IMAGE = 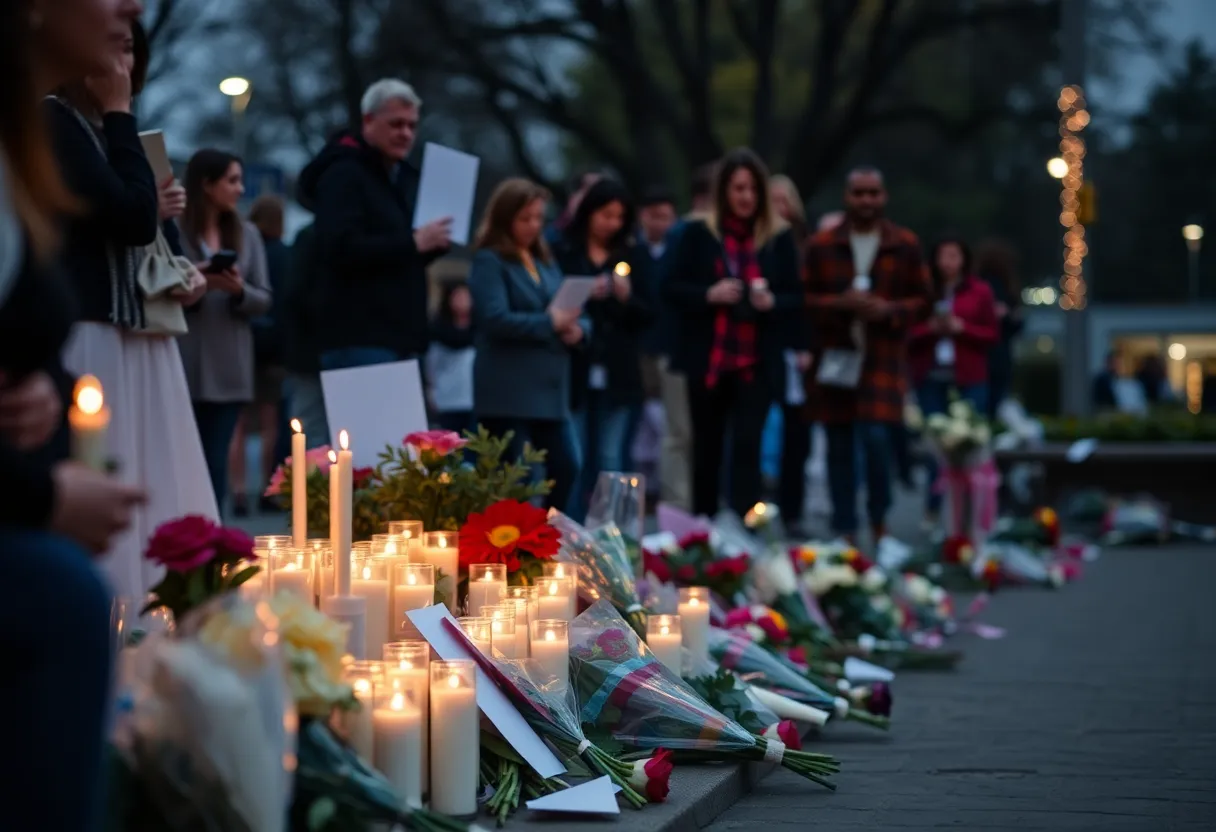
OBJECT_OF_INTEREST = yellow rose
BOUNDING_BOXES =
[269,593,353,716]
[198,604,266,673]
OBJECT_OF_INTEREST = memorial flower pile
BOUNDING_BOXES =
[549,511,650,638]
[459,499,560,580]
[143,515,257,622]
[642,531,752,602]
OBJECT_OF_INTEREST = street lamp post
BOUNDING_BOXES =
[219,76,252,159]
[1183,223,1204,302]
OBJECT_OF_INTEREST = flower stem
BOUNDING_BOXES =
[847,708,890,730]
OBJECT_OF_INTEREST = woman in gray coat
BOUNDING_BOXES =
[177,148,272,509]
[469,178,586,510]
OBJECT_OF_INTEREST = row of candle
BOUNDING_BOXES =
[644,587,711,675]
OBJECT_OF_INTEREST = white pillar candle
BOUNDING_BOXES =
[383,642,430,792]
[388,520,424,549]
[327,451,340,584]
[69,375,110,472]
[646,614,683,675]
[542,563,579,620]
[345,674,377,762]
[421,531,458,609]
[537,576,572,622]
[336,430,353,596]
[481,604,519,659]
[505,587,536,658]
[352,557,391,660]
[430,661,479,817]
[270,556,312,601]
[291,419,307,548]
[677,587,711,669]
[321,594,367,659]
[530,620,569,690]
[239,570,264,600]
[391,563,434,640]
[457,616,492,657]
[373,690,423,808]
[466,564,506,616]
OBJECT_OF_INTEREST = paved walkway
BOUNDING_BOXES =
[708,544,1216,831]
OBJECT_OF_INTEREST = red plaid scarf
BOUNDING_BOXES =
[706,214,761,388]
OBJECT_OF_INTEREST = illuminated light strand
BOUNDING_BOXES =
[1057,85,1088,311]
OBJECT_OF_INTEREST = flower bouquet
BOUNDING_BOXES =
[683,668,805,742]
[922,400,999,543]
[570,601,840,790]
[989,507,1061,549]
[459,498,561,587]
[642,531,751,603]
[585,470,648,574]
[142,515,258,621]
[479,733,570,826]
[438,617,650,814]
[549,511,649,638]
[268,445,384,541]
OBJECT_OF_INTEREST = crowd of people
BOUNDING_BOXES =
[0,2,1028,826]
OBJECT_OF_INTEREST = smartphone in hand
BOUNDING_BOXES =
[204,250,238,273]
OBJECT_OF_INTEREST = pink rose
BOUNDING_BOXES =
[763,720,803,751]
[404,430,467,456]
[214,526,255,561]
[304,445,334,474]
[723,607,754,629]
[263,464,286,497]
[145,515,219,573]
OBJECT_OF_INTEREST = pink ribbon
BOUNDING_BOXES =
[969,458,1001,537]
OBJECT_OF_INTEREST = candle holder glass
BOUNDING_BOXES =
[383,641,430,673]
[391,562,434,639]
[431,659,476,688]
[537,575,574,621]
[351,540,372,561]
[456,616,493,647]
[388,520,425,548]
[340,660,385,757]
[678,586,709,606]
[305,538,331,552]
[429,660,477,817]
[530,618,568,643]
[647,613,682,639]
[353,552,389,584]
[254,534,293,553]
[507,585,539,620]
[269,548,314,599]
[466,563,506,614]
[468,563,506,585]
[372,533,405,558]
[423,530,457,549]
[480,603,519,658]
[541,562,575,580]
[311,546,334,600]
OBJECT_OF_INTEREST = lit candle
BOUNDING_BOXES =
[351,556,391,660]
[430,661,479,817]
[269,549,313,601]
[336,430,353,596]
[391,563,434,640]
[373,689,423,808]
[480,604,519,659]
[341,662,383,762]
[69,375,110,471]
[530,619,569,690]
[383,642,430,792]
[291,419,307,548]
[542,563,579,620]
[537,576,572,622]
[372,533,403,558]
[457,616,492,657]
[327,450,340,582]
[506,586,537,658]
[466,564,506,616]
[646,614,683,675]
[614,261,631,278]
[308,540,333,601]
[387,520,424,551]
[677,587,711,669]
[421,531,458,608]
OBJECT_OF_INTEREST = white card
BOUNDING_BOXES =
[935,339,955,366]
[1065,437,1098,463]
[549,276,598,313]
[138,130,173,183]
[413,143,480,246]
[320,360,428,467]
[407,605,566,779]
[843,656,896,684]
[525,775,621,815]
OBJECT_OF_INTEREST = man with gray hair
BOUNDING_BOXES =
[298,78,452,372]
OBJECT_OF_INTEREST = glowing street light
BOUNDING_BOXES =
[1183,223,1204,244]
[1183,223,1205,301]
[218,77,252,158]
[219,76,251,97]
[1046,157,1069,179]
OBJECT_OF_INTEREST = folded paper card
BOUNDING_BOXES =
[407,604,565,779]
[321,359,428,467]
[525,775,621,815]
[549,276,598,313]
[843,656,896,684]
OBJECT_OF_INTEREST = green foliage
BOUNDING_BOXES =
[143,556,258,624]
[1038,411,1216,442]
[685,670,769,735]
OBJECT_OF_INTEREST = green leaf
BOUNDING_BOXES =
[185,568,207,606]
[227,565,261,589]
[306,796,337,831]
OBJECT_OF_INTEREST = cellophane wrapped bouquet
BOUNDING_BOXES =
[549,510,649,638]
[570,601,840,790]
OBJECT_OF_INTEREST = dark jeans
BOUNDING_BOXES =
[569,395,635,521]
[435,410,476,435]
[478,416,581,512]
[320,347,406,371]
[825,421,894,537]
[779,404,812,526]
[687,372,771,518]
[0,528,112,831]
[917,380,989,514]
[193,401,243,509]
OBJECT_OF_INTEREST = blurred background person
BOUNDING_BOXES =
[224,194,289,516]
[425,281,476,434]
[279,193,329,449]
[546,168,603,246]
[554,178,653,519]
[907,235,997,526]
[975,239,1024,421]
[665,148,802,517]
[8,0,146,828]
[50,14,213,603]
[178,149,272,511]
[469,178,585,510]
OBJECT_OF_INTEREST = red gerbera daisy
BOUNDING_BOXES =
[458,499,560,571]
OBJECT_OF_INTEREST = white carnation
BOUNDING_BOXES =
[805,564,858,596]
[948,400,972,420]
[861,567,888,593]
[744,623,767,643]
[903,574,933,605]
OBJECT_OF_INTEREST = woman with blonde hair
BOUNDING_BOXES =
[467,178,586,509]
[664,148,802,517]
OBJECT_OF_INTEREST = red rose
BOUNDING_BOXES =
[628,748,674,802]
[757,614,787,643]
[145,515,219,573]
[595,629,631,661]
[214,526,254,560]
[728,554,751,576]
[786,645,809,667]
[776,719,803,751]
[677,531,711,549]
[705,560,730,579]
[723,608,753,629]
[352,466,375,490]
[942,535,972,564]
[675,564,697,582]
[404,430,468,456]
[643,550,672,583]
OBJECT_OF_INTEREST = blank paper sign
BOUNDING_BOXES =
[548,277,598,313]
[413,143,480,246]
[320,359,428,467]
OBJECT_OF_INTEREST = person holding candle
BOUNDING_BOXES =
[48,16,217,604]
[468,178,586,511]
[664,148,803,518]
[552,179,654,520]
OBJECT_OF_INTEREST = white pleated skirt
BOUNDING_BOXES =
[63,322,219,601]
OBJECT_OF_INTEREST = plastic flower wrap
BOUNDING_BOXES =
[642,531,751,603]
[585,471,647,573]
[570,601,840,790]
[975,541,1067,589]
[549,511,649,638]
[110,594,294,831]
[923,399,991,468]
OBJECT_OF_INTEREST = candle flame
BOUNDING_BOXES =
[614,261,630,277]
[353,678,371,695]
[447,672,460,689]
[362,565,371,580]
[492,620,502,633]
[752,502,767,516]
[547,580,558,596]
[385,541,397,555]
[339,429,350,451]
[291,418,302,434]
[407,572,417,586]
[328,450,338,464]
[544,628,556,642]
[688,597,700,607]
[483,568,493,581]
[660,625,670,636]
[74,375,104,415]
[400,659,412,671]
[390,691,406,711]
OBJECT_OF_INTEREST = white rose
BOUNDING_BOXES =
[759,553,799,597]
[744,623,767,643]
[805,565,857,596]
[904,403,924,431]
[903,574,933,605]
[974,424,992,445]
[861,567,888,593]
[949,400,971,420]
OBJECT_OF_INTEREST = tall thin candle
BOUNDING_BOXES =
[69,375,110,471]
[291,419,306,548]
[336,430,353,596]
[327,450,339,570]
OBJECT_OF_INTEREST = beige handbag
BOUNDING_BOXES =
[136,228,192,336]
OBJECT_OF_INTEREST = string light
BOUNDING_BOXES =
[1057,85,1088,310]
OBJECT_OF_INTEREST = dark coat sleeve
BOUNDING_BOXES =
[765,229,807,351]
[314,159,420,273]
